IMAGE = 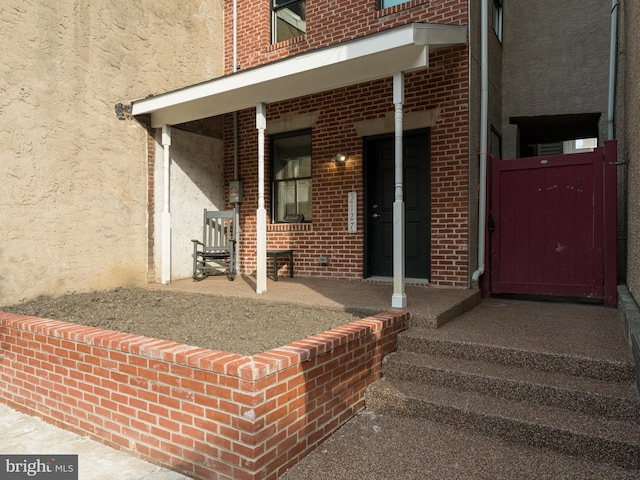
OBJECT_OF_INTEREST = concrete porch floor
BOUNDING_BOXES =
[148,275,482,329]
[154,275,632,363]
[1,276,637,479]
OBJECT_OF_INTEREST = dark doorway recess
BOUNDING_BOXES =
[364,129,431,279]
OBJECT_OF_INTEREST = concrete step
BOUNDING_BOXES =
[409,289,482,329]
[366,379,640,469]
[382,351,640,421]
[398,328,637,383]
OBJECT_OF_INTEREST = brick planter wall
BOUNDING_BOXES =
[0,310,408,479]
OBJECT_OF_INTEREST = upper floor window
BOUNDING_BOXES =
[379,0,408,8]
[272,0,306,44]
[493,0,503,42]
[271,130,312,223]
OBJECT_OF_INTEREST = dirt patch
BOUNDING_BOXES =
[1,288,378,356]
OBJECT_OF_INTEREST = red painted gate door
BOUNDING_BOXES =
[490,149,604,299]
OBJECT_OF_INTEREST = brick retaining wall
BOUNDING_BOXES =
[0,310,408,479]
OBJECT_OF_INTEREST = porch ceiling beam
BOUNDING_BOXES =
[132,23,467,128]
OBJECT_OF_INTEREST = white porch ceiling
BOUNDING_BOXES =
[132,23,467,128]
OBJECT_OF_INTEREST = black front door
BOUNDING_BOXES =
[365,130,431,279]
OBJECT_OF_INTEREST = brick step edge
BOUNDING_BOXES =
[382,351,640,421]
[365,379,640,469]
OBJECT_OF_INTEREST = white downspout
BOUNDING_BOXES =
[608,0,618,140]
[232,0,239,178]
[472,0,489,287]
[161,125,172,285]
[232,0,241,272]
[256,103,267,294]
[392,72,407,308]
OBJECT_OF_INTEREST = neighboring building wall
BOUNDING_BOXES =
[0,1,223,305]
[223,1,471,287]
[501,1,611,159]
[623,0,640,298]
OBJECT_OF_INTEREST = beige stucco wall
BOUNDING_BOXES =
[0,1,222,305]
[622,1,640,299]
[153,128,225,281]
[501,1,611,159]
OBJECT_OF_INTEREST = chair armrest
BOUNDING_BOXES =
[192,239,204,246]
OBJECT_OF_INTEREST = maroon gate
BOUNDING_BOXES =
[489,141,617,306]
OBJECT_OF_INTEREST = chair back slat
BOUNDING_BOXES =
[192,208,237,281]
[203,209,234,251]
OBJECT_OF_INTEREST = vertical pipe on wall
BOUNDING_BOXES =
[608,0,619,140]
[392,72,407,308]
[232,0,241,273]
[472,0,489,286]
[161,125,172,285]
[256,103,267,294]
[232,0,239,175]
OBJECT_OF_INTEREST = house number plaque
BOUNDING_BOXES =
[348,191,357,233]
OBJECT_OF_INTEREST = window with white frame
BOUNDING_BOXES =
[493,0,503,41]
[272,0,306,44]
[271,130,312,223]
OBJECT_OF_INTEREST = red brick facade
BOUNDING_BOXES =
[0,310,408,479]
[224,0,468,73]
[223,1,470,286]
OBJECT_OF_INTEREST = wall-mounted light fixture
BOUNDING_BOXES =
[332,153,347,165]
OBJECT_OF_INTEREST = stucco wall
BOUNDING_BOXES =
[622,1,640,298]
[0,1,223,305]
[501,1,611,159]
[153,128,225,281]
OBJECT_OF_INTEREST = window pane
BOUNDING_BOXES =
[271,130,312,222]
[277,181,298,220]
[273,0,306,43]
[381,0,407,8]
[297,178,312,221]
[273,133,311,179]
[493,0,503,41]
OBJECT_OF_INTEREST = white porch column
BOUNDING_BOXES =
[392,72,407,308]
[161,125,172,285]
[256,103,267,294]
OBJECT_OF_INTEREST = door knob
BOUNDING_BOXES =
[372,213,381,219]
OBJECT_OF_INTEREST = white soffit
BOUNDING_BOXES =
[132,23,467,127]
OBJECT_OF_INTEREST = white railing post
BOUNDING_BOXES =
[256,103,267,294]
[392,72,407,308]
[161,125,172,285]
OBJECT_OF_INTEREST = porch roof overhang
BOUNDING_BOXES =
[132,23,467,128]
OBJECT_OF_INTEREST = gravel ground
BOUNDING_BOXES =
[0,288,375,356]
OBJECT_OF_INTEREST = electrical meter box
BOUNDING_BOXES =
[229,181,243,203]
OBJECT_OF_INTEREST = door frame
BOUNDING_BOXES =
[363,128,431,280]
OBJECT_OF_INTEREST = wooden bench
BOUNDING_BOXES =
[267,249,294,281]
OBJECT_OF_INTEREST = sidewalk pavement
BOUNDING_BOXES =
[0,402,189,480]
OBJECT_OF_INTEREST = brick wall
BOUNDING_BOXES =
[0,310,408,480]
[224,0,468,74]
[225,47,469,286]
[221,0,470,287]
